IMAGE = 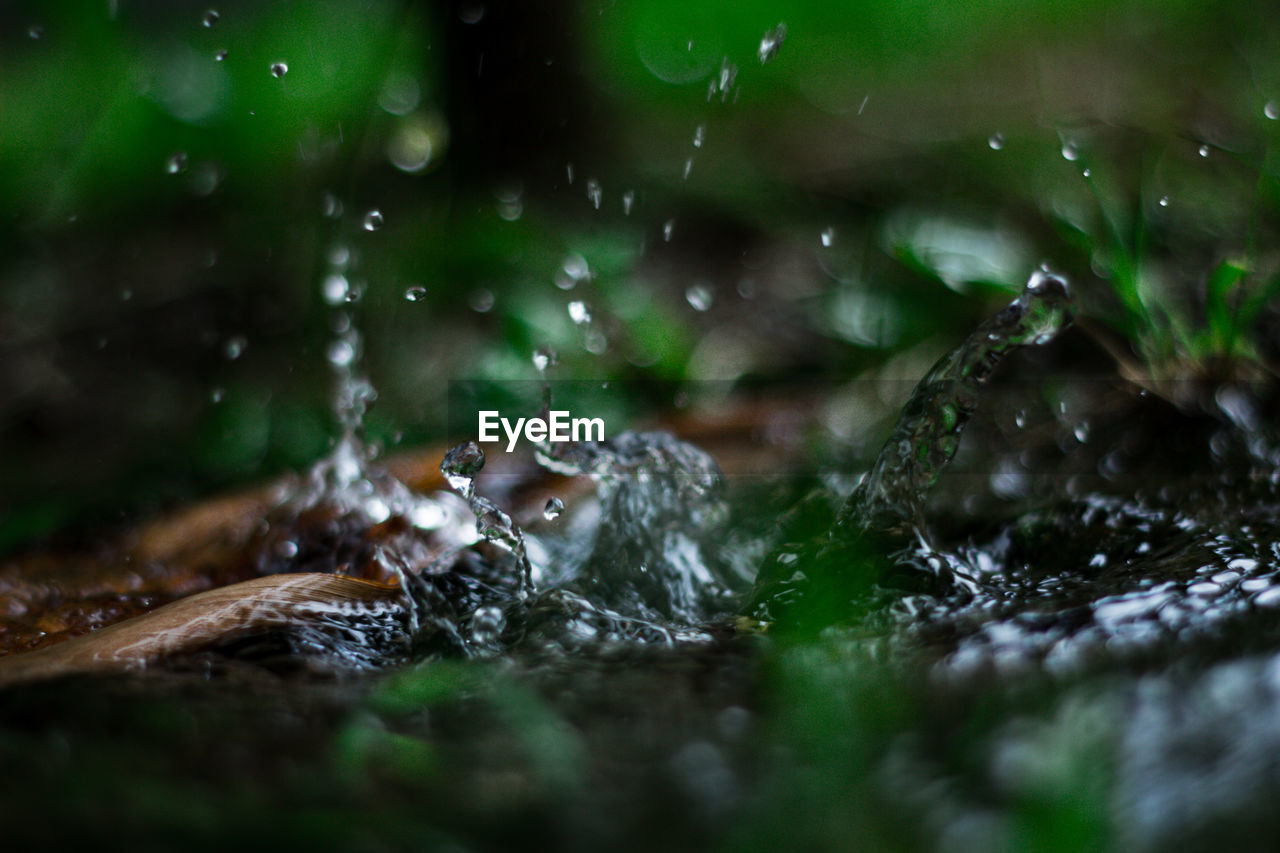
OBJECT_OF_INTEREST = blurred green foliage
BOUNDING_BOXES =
[4,0,1280,548]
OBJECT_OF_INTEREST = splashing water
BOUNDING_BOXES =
[532,430,734,623]
[748,269,1072,618]
[838,268,1072,541]
[440,441,534,597]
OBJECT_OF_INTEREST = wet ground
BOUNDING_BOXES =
[7,279,1280,851]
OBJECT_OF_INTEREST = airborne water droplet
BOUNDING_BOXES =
[586,179,602,209]
[223,335,247,360]
[165,152,189,174]
[441,441,485,499]
[622,190,635,215]
[322,273,350,305]
[362,209,384,231]
[532,346,557,373]
[568,300,592,325]
[404,285,427,302]
[682,158,694,180]
[757,22,787,64]
[988,131,1005,150]
[28,25,43,40]
[201,9,219,27]
[270,61,288,78]
[469,288,495,313]
[543,497,564,521]
[820,227,834,247]
[663,219,675,241]
[1158,195,1170,207]
[326,339,356,367]
[1267,101,1280,120]
[693,124,706,148]
[215,49,228,61]
[1198,144,1211,158]
[686,283,713,311]
[1061,141,1079,161]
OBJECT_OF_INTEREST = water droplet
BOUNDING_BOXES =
[1014,410,1027,429]
[1082,167,1092,178]
[566,162,574,185]
[622,190,635,215]
[555,252,589,290]
[327,244,350,269]
[327,339,356,367]
[584,329,607,354]
[378,73,421,116]
[322,273,350,305]
[201,9,219,27]
[404,285,427,302]
[757,22,787,64]
[1199,144,1211,158]
[1158,195,1169,208]
[322,193,343,218]
[1074,421,1090,443]
[362,209,383,231]
[693,124,706,148]
[568,300,592,325]
[715,58,738,100]
[223,335,247,360]
[1061,141,1079,161]
[27,25,43,40]
[663,219,675,241]
[682,157,694,180]
[458,2,484,24]
[586,179,602,209]
[820,226,834,248]
[441,441,485,497]
[988,131,1005,150]
[210,387,226,403]
[165,152,189,174]
[215,49,228,62]
[532,346,558,373]
[685,283,713,311]
[469,605,504,646]
[543,497,565,521]
[269,61,288,78]
[189,162,221,196]
[1267,101,1280,120]
[469,288,495,313]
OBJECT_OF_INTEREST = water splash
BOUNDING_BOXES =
[748,270,1072,619]
[533,430,734,622]
[837,268,1072,541]
[440,441,534,597]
